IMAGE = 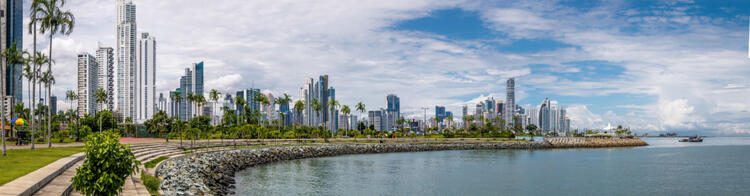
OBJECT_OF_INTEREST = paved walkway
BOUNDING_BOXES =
[40,143,184,196]
[2,137,169,150]
[3,143,84,150]
[0,141,184,196]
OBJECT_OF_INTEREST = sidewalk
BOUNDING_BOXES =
[2,143,84,150]
[2,137,169,150]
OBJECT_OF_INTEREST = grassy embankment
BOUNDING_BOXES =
[0,146,84,185]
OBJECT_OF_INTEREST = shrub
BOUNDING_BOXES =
[284,131,296,138]
[141,171,160,195]
[269,130,282,138]
[72,130,138,196]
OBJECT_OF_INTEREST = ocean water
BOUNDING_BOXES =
[233,137,750,195]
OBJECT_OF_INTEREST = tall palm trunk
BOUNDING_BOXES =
[30,25,37,150]
[177,103,182,148]
[98,103,102,132]
[2,56,7,155]
[38,80,42,139]
[47,34,52,148]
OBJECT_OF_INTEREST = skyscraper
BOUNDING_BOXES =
[368,110,383,131]
[192,62,204,99]
[177,62,204,120]
[96,45,115,111]
[235,88,260,115]
[318,75,329,125]
[300,75,330,127]
[1,0,23,102]
[157,93,167,113]
[386,94,400,119]
[505,78,515,128]
[116,0,137,120]
[178,70,192,120]
[329,87,337,132]
[136,32,156,121]
[168,90,178,117]
[435,105,446,122]
[50,96,57,115]
[539,98,550,132]
[301,78,314,126]
[77,53,99,117]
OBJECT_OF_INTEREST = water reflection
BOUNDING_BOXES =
[233,137,750,195]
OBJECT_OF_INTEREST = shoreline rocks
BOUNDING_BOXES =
[156,138,646,195]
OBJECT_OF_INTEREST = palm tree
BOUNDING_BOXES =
[94,88,107,131]
[341,105,351,136]
[293,100,304,128]
[355,102,366,134]
[209,89,221,125]
[275,93,291,129]
[328,98,339,134]
[1,42,27,155]
[186,92,195,119]
[446,116,454,130]
[32,0,74,149]
[40,70,55,147]
[29,0,43,150]
[525,124,538,141]
[254,93,269,126]
[171,91,182,120]
[234,96,245,125]
[65,90,76,113]
[25,52,47,149]
[194,94,206,117]
[311,98,322,127]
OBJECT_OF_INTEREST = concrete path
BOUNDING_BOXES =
[3,143,84,150]
[0,142,183,196]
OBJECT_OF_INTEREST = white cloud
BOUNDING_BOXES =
[22,0,750,135]
[566,104,603,130]
[658,99,695,128]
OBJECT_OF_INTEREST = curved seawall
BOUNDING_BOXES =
[156,138,646,195]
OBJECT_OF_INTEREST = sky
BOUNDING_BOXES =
[19,0,750,135]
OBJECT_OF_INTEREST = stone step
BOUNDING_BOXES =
[119,173,141,196]
[65,166,151,196]
[133,146,179,157]
[141,150,184,164]
[137,149,183,162]
[128,143,176,151]
[0,152,85,196]
[31,160,83,196]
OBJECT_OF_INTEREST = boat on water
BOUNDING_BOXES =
[679,136,703,142]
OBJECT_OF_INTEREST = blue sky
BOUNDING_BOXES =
[27,0,750,135]
[385,0,750,134]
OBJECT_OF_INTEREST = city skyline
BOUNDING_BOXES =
[15,0,750,135]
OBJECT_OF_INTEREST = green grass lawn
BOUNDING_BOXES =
[144,156,169,168]
[0,146,84,186]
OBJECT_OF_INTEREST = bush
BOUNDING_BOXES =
[141,171,160,195]
[284,131,296,138]
[72,130,138,196]
[269,130,281,138]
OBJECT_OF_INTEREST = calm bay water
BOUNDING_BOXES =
[234,137,750,195]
